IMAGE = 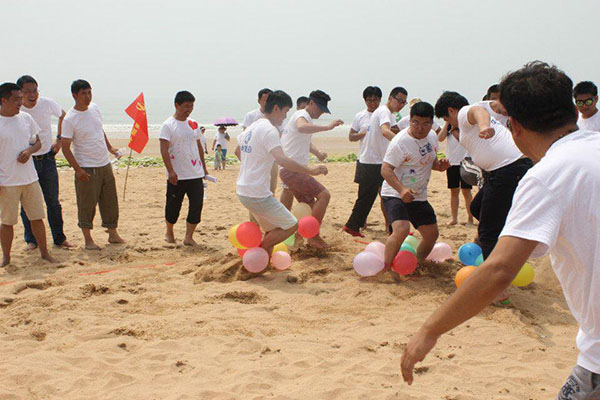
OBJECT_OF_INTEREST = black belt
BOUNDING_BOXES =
[33,151,54,160]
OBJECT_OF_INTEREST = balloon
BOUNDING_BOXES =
[458,243,482,265]
[242,247,269,273]
[403,235,419,250]
[400,243,417,255]
[236,222,262,248]
[365,241,385,260]
[228,224,247,249]
[455,266,477,288]
[237,248,248,257]
[272,242,289,254]
[512,262,535,287]
[392,250,418,275]
[298,216,320,239]
[353,251,385,277]
[427,242,453,263]
[283,234,295,247]
[474,254,484,266]
[271,251,292,270]
[292,202,312,220]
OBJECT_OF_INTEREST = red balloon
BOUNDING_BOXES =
[298,216,320,238]
[237,248,248,257]
[236,222,262,248]
[392,250,418,275]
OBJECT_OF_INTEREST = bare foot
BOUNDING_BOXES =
[447,220,458,226]
[183,237,197,246]
[26,243,38,251]
[41,253,59,264]
[85,242,101,250]
[108,234,125,244]
[165,233,176,244]
[57,240,76,249]
[493,290,510,305]
[307,235,329,249]
[1,256,10,267]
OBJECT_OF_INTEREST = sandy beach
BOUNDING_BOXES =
[0,138,577,399]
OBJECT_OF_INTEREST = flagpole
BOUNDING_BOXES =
[122,148,133,201]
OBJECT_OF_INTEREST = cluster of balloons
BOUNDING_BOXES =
[353,234,421,277]
[292,203,321,239]
[228,222,292,273]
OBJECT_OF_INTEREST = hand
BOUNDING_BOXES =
[51,139,62,154]
[76,168,91,182]
[310,165,328,176]
[328,119,344,130]
[317,151,328,162]
[401,328,438,385]
[109,146,120,158]
[479,127,495,139]
[168,171,178,185]
[400,188,416,203]
[437,158,450,171]
[17,149,32,163]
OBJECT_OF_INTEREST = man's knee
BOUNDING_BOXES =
[317,189,331,201]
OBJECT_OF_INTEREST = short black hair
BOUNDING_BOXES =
[486,84,499,97]
[0,82,21,101]
[390,87,408,98]
[258,88,273,100]
[309,89,331,103]
[16,75,37,89]
[265,90,293,113]
[434,91,469,118]
[499,61,578,133]
[71,79,91,94]
[174,90,195,105]
[363,86,382,99]
[410,101,434,119]
[296,96,309,107]
[573,81,598,97]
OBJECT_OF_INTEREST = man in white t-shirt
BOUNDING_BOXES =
[16,75,74,250]
[235,90,327,259]
[402,61,600,400]
[61,79,124,250]
[0,83,57,266]
[199,126,208,154]
[279,90,342,249]
[381,102,449,272]
[574,81,600,132]
[211,126,230,169]
[473,99,509,127]
[396,98,441,133]
[159,91,208,246]
[342,87,407,237]
[482,84,500,101]
[434,91,532,261]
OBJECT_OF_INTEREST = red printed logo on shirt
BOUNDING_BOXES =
[188,120,198,130]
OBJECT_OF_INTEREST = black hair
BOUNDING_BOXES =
[258,88,273,100]
[174,90,195,105]
[309,89,331,103]
[265,90,293,113]
[410,101,434,119]
[296,96,309,107]
[0,82,21,101]
[71,79,91,94]
[486,84,499,97]
[390,87,408,98]
[363,86,383,99]
[434,91,469,118]
[16,75,38,89]
[573,81,598,97]
[499,61,578,133]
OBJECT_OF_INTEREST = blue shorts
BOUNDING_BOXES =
[221,149,227,159]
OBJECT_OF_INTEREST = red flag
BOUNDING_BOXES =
[125,93,148,154]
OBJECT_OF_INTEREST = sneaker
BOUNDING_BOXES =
[342,225,365,238]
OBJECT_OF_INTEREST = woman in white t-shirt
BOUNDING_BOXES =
[211,126,230,169]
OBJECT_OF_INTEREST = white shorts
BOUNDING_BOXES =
[238,195,297,232]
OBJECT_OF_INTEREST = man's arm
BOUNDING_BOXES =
[309,142,327,161]
[234,145,241,160]
[52,110,67,153]
[432,158,450,172]
[61,138,90,182]
[297,117,343,134]
[159,139,177,185]
[381,123,396,141]
[197,139,209,176]
[381,162,415,203]
[17,136,42,163]
[103,132,119,157]
[211,138,216,151]
[400,236,539,384]
[348,128,366,142]
[467,106,495,139]
[270,147,327,176]
[437,122,450,142]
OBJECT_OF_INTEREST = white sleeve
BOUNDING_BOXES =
[28,115,41,140]
[383,139,405,168]
[62,117,74,139]
[159,123,172,141]
[350,113,361,132]
[242,112,252,128]
[264,127,282,152]
[397,117,409,131]
[500,176,563,258]
[49,98,62,118]
[379,110,393,128]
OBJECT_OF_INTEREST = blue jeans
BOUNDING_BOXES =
[20,151,67,245]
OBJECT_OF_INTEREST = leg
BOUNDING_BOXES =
[97,165,123,244]
[344,163,382,232]
[415,223,439,261]
[461,188,474,224]
[183,179,203,246]
[261,224,298,256]
[75,168,100,249]
[221,149,227,169]
[20,182,56,262]
[165,180,185,243]
[29,219,57,263]
[0,224,13,266]
[307,189,331,249]
[384,220,410,267]
[449,188,460,225]
[20,207,36,249]
[280,188,294,210]
[40,156,70,246]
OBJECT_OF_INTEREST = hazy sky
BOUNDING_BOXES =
[4,0,599,124]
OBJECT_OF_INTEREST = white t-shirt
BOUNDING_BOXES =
[237,119,282,198]
[20,97,62,156]
[578,111,600,132]
[242,108,264,128]
[351,109,372,161]
[159,117,205,180]
[0,113,40,186]
[457,105,522,172]
[360,105,395,164]
[446,132,468,166]
[500,130,600,374]
[396,115,440,132]
[62,104,110,168]
[473,101,509,127]
[281,109,313,166]
[381,129,439,202]
[199,132,207,153]
[215,132,229,149]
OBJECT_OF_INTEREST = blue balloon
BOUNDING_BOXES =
[458,243,482,266]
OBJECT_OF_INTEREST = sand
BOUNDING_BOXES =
[0,138,578,399]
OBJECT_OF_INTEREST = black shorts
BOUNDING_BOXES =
[446,165,473,189]
[382,196,437,232]
[165,178,204,225]
[353,160,384,186]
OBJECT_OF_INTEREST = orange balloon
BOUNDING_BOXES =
[455,266,477,288]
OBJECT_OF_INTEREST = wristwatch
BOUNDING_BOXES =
[56,135,62,139]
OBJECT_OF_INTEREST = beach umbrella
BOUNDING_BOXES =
[214,117,238,126]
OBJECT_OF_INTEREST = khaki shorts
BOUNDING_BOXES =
[0,182,45,225]
[238,194,297,232]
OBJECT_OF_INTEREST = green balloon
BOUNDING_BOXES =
[474,254,484,266]
[404,235,419,249]
[400,243,417,255]
[283,234,295,246]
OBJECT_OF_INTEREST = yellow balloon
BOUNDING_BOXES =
[228,224,247,249]
[292,202,312,220]
[272,242,289,254]
[512,262,535,287]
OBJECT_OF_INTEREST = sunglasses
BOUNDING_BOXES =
[576,98,595,107]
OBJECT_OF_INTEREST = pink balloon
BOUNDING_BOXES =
[242,247,269,273]
[298,216,320,239]
[353,251,384,277]
[365,241,385,260]
[271,251,292,270]
[426,242,453,263]
[236,222,263,248]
